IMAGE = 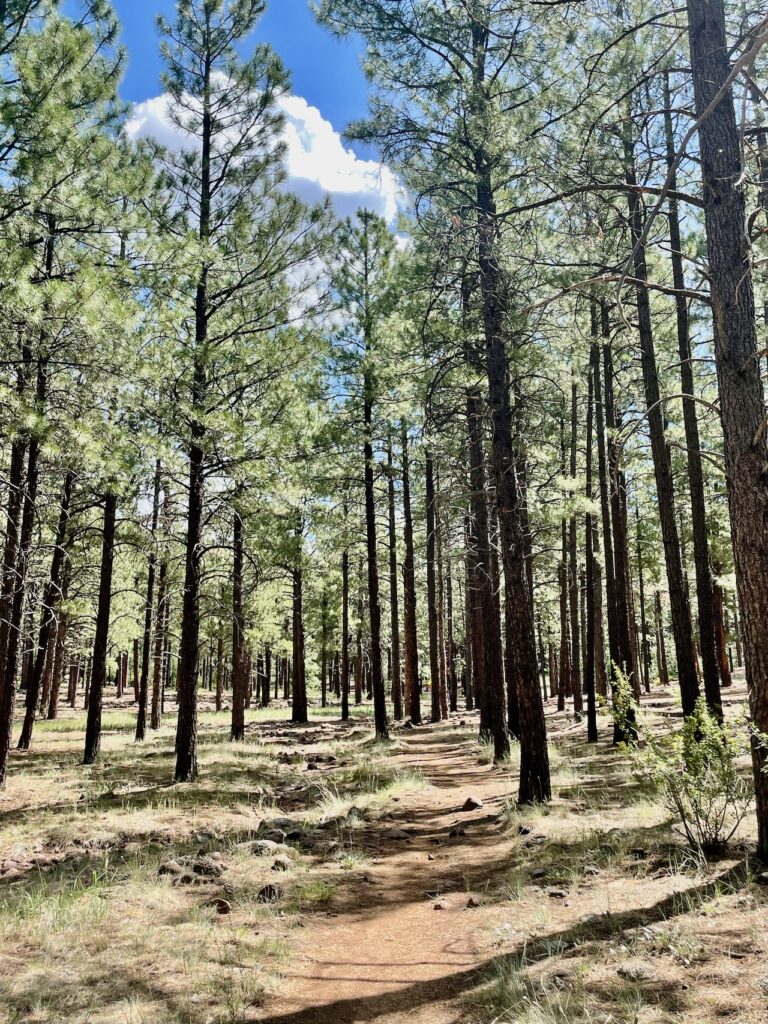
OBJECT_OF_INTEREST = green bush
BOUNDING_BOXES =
[636,698,751,853]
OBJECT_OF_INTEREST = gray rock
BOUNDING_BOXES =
[466,894,482,908]
[462,796,484,812]
[617,963,651,983]
[386,828,412,841]
[262,817,294,832]
[271,856,293,872]
[252,839,281,856]
[583,864,600,876]
[257,884,282,904]
[205,897,232,915]
[158,859,185,877]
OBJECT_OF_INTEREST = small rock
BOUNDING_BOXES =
[546,887,568,899]
[467,894,482,908]
[252,839,281,857]
[583,864,600,876]
[462,796,484,812]
[193,856,225,878]
[257,884,282,904]
[517,825,532,836]
[271,856,293,872]
[531,867,547,879]
[433,900,448,911]
[386,828,412,841]
[262,817,294,833]
[448,825,466,839]
[158,860,185,877]
[404,721,414,730]
[631,848,647,860]
[755,871,768,886]
[618,963,651,982]
[262,830,287,844]
[427,853,436,861]
[758,975,768,996]
[205,897,232,915]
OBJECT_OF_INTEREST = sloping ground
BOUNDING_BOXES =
[0,681,766,1024]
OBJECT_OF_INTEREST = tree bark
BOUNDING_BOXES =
[136,459,161,741]
[386,440,403,720]
[625,127,699,716]
[401,426,421,724]
[83,492,117,765]
[231,509,246,740]
[18,471,74,750]
[425,452,442,724]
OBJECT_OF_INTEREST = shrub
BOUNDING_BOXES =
[636,698,751,853]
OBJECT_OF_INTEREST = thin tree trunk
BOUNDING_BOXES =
[341,539,350,722]
[18,470,73,750]
[663,74,721,715]
[401,427,421,724]
[585,364,598,742]
[136,459,161,741]
[386,440,403,720]
[231,509,246,740]
[83,492,117,765]
[568,376,583,715]
[425,452,442,725]
[625,125,699,715]
[150,558,168,730]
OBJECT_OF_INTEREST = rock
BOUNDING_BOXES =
[252,839,281,857]
[581,913,604,927]
[257,884,282,904]
[262,817,294,833]
[271,856,293,872]
[193,856,225,878]
[630,848,647,860]
[433,900,448,911]
[618,963,651,982]
[171,872,197,887]
[531,867,547,879]
[517,825,532,836]
[404,721,414,729]
[262,830,287,844]
[448,825,466,839]
[158,859,185,877]
[546,887,568,899]
[205,897,232,915]
[466,894,482,908]
[755,871,768,886]
[583,864,600,876]
[758,975,768,996]
[386,828,412,841]
[462,796,484,812]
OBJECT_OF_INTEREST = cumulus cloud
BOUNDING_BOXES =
[125,91,403,226]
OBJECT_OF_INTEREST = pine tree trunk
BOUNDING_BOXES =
[387,440,403,720]
[341,542,350,722]
[136,460,161,741]
[568,377,583,715]
[231,509,246,740]
[466,387,508,758]
[585,364,598,742]
[686,1,768,854]
[150,559,168,730]
[363,381,388,739]
[83,492,117,765]
[401,427,421,724]
[0,358,43,787]
[425,453,442,725]
[18,471,73,750]
[292,558,308,724]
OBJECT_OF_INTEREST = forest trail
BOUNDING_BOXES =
[257,723,512,1024]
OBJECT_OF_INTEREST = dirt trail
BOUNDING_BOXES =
[257,724,512,1024]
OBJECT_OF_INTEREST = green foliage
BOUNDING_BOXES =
[635,699,751,853]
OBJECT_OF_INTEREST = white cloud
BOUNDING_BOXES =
[125,92,403,226]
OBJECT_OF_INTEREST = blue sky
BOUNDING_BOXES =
[111,1,402,224]
[111,0,369,136]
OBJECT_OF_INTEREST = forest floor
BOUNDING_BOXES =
[0,680,766,1024]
